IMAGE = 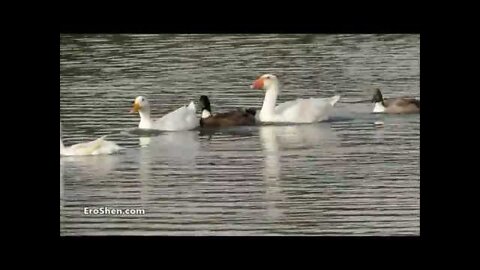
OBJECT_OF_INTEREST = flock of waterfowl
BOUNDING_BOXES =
[60,74,420,156]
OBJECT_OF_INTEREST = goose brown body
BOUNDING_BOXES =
[372,89,420,114]
[199,96,256,127]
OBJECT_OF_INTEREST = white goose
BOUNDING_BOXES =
[130,96,199,131]
[60,135,122,156]
[250,74,341,123]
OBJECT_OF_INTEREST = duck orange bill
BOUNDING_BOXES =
[130,102,140,113]
[251,78,264,89]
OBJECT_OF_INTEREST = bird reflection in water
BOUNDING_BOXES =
[259,123,339,221]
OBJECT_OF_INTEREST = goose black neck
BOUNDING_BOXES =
[199,95,212,113]
[372,89,384,104]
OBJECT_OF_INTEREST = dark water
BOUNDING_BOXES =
[60,34,420,236]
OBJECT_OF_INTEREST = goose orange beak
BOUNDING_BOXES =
[251,78,264,90]
[130,102,140,113]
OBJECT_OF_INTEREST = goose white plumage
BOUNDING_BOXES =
[60,135,122,156]
[250,74,340,123]
[130,96,199,131]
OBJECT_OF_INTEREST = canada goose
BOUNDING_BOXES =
[372,88,420,114]
[130,96,199,131]
[199,95,256,127]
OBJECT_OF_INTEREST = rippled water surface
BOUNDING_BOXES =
[60,34,420,236]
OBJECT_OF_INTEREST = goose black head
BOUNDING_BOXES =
[199,95,211,112]
[371,88,384,103]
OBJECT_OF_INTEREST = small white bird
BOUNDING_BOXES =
[130,96,199,131]
[60,134,122,156]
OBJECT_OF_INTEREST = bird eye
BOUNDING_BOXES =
[141,98,144,102]
[131,100,135,104]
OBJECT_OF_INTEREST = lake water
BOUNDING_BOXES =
[60,34,420,236]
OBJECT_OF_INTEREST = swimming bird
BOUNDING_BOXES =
[60,135,122,156]
[250,74,340,123]
[130,96,199,131]
[199,95,256,127]
[371,88,420,114]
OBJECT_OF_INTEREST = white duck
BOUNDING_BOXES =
[250,74,341,123]
[60,135,122,156]
[130,96,199,131]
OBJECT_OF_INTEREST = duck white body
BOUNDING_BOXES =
[251,74,340,123]
[60,135,122,156]
[131,96,199,131]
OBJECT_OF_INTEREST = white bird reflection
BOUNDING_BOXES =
[259,125,283,221]
[60,158,64,205]
[61,154,121,178]
[60,153,123,212]
[259,123,339,220]
[139,136,151,148]
[262,124,338,151]
[137,131,200,181]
